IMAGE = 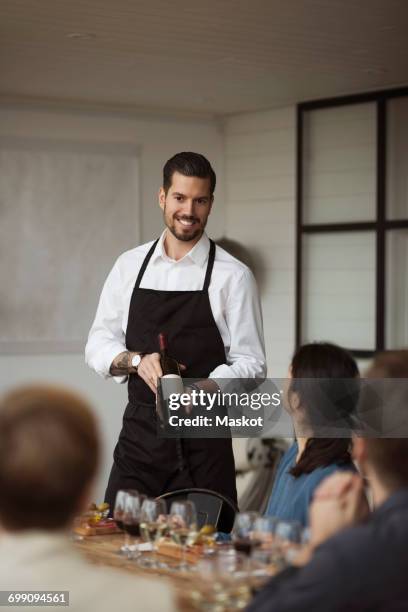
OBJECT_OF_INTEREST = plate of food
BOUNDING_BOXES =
[73,502,122,536]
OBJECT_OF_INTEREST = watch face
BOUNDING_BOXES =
[132,354,142,368]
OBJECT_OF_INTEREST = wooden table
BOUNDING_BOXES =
[74,533,200,611]
[74,533,278,611]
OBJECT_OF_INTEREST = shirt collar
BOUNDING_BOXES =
[152,230,210,268]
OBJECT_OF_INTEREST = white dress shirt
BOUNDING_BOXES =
[85,230,266,383]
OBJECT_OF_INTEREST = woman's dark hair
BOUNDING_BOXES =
[288,342,359,477]
[163,152,216,195]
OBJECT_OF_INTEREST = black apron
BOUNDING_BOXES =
[105,238,237,508]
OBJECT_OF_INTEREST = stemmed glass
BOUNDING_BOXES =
[231,511,260,556]
[249,519,279,594]
[122,491,146,559]
[193,550,251,610]
[169,500,197,571]
[274,519,302,567]
[139,498,167,568]
[113,489,140,555]
[252,516,278,548]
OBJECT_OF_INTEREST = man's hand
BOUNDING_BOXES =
[137,353,163,394]
[138,354,186,394]
[309,472,369,549]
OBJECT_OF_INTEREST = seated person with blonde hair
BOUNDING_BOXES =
[0,385,175,612]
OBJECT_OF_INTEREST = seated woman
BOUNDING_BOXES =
[265,342,359,527]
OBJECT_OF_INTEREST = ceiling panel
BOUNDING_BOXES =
[1,0,407,114]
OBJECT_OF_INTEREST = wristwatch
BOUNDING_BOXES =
[131,354,142,370]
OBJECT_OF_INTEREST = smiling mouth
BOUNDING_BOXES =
[176,217,199,227]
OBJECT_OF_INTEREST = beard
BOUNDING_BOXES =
[163,207,206,242]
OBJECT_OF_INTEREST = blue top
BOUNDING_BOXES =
[265,442,356,527]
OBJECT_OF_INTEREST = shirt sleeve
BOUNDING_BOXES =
[85,257,128,383]
[209,267,266,383]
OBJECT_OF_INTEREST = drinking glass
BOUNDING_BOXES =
[231,511,261,556]
[217,549,251,609]
[274,519,302,544]
[249,547,277,593]
[193,550,251,610]
[139,498,167,568]
[169,500,198,571]
[274,519,303,567]
[122,491,146,559]
[113,489,139,555]
[285,526,312,566]
[252,516,278,548]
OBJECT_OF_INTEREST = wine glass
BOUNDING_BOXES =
[139,498,167,568]
[217,549,251,609]
[250,546,278,594]
[193,550,251,610]
[169,500,197,571]
[113,489,139,555]
[274,519,302,544]
[274,519,302,567]
[122,491,146,559]
[231,511,260,556]
[252,516,278,548]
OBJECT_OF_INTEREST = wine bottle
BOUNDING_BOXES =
[158,333,180,375]
[157,333,184,419]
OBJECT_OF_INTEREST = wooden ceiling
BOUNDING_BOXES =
[1,0,407,115]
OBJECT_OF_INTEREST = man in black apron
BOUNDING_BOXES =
[85,152,266,509]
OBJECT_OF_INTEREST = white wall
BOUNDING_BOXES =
[0,106,225,240]
[0,104,225,501]
[223,107,297,377]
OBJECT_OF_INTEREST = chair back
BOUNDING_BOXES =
[157,488,238,533]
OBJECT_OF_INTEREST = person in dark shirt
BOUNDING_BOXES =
[248,350,408,612]
[265,342,359,526]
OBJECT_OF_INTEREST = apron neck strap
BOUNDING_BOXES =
[135,239,159,289]
[135,237,216,291]
[203,239,216,291]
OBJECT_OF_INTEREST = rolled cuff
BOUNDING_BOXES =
[208,363,237,393]
[87,343,128,381]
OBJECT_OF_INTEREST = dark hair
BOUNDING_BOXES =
[163,152,216,195]
[363,350,408,488]
[288,342,359,477]
[0,385,99,530]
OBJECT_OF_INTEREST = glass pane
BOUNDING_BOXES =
[386,97,408,220]
[386,229,408,348]
[302,232,376,350]
[303,103,376,224]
